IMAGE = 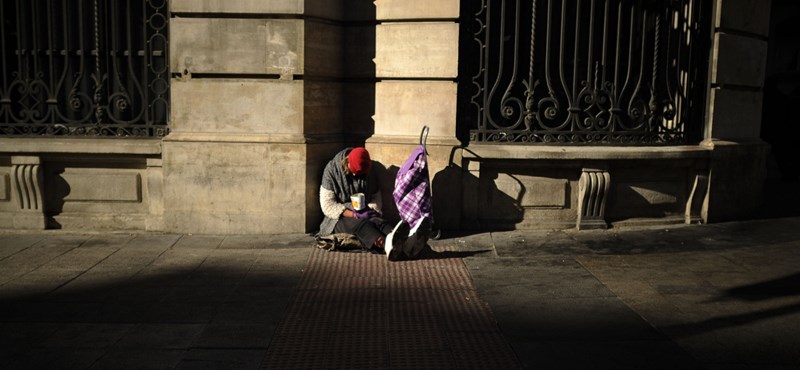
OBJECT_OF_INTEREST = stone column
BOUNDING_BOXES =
[367,0,463,229]
[9,156,46,229]
[165,0,345,234]
[702,0,771,222]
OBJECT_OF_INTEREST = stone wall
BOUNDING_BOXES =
[0,139,162,231]
[702,0,771,222]
[454,0,771,230]
[366,0,463,230]
[0,0,774,233]
[164,0,348,234]
[460,145,711,230]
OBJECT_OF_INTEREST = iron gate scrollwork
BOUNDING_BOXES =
[464,0,711,145]
[0,0,169,138]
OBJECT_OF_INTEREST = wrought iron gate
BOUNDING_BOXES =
[463,0,711,145]
[0,0,169,138]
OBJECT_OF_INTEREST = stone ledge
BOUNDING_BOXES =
[0,138,162,155]
[170,0,344,20]
[367,134,461,147]
[164,132,346,144]
[462,144,712,161]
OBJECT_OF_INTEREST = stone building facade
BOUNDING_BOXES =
[0,0,776,234]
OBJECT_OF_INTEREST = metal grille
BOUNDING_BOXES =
[0,0,169,138]
[464,0,711,145]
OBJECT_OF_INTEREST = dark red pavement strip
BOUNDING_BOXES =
[262,248,520,369]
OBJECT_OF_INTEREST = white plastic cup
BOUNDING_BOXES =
[350,193,366,211]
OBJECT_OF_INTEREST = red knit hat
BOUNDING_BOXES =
[348,147,371,175]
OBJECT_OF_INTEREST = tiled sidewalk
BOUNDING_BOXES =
[0,234,310,370]
[2,217,800,369]
[263,247,519,369]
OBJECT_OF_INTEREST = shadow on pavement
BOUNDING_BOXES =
[656,272,800,340]
[416,246,493,260]
[0,266,301,370]
[661,301,800,341]
[721,272,800,301]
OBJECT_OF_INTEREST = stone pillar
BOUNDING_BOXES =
[576,167,610,230]
[367,0,463,229]
[702,0,771,222]
[9,156,46,229]
[165,0,345,234]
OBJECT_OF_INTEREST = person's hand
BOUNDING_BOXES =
[355,208,379,219]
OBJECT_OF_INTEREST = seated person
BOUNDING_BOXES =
[318,147,428,260]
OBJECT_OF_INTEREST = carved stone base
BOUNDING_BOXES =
[9,156,46,230]
[685,172,709,224]
[577,167,610,230]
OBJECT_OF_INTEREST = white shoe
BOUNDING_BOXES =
[385,221,410,261]
[405,217,431,259]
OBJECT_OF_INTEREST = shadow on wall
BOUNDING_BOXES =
[465,168,526,231]
[759,0,800,219]
[760,1,800,219]
[342,2,377,142]
[43,164,69,230]
[372,148,525,236]
[372,161,401,224]
[433,147,525,234]
[762,0,800,182]
[431,161,468,232]
[308,2,376,233]
[605,178,686,223]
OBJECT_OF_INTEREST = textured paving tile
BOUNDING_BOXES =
[262,247,520,369]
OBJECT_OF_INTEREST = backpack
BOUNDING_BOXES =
[393,135,433,227]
